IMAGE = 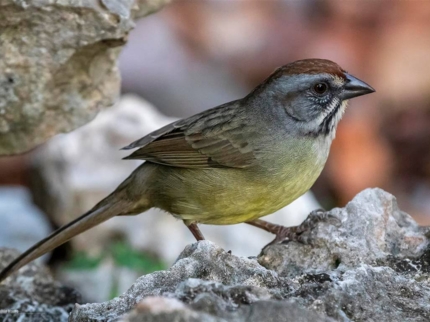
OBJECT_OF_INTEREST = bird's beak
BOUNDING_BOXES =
[341,73,375,100]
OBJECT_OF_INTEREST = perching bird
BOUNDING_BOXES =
[0,59,374,282]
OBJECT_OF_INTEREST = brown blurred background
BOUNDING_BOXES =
[119,0,430,223]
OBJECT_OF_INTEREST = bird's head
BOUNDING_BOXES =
[251,59,375,138]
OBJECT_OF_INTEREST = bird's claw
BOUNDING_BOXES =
[264,209,340,248]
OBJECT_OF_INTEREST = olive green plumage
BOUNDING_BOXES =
[128,135,330,225]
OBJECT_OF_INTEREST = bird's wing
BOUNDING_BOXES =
[122,102,258,169]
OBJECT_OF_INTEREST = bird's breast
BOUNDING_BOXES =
[153,137,331,225]
[245,138,329,217]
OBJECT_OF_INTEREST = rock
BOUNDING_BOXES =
[133,0,172,19]
[0,248,81,322]
[0,0,169,155]
[67,189,430,321]
[289,264,430,322]
[30,94,320,264]
[259,188,428,277]
[120,297,334,322]
[69,241,331,322]
[121,297,221,322]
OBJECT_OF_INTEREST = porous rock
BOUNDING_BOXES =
[120,297,334,322]
[69,241,333,322]
[0,0,169,155]
[68,189,430,322]
[0,248,81,322]
[259,187,428,277]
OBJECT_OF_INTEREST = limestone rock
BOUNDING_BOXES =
[0,248,81,322]
[120,297,334,322]
[69,241,332,322]
[259,188,428,277]
[0,0,169,155]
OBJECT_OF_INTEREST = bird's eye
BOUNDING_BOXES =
[313,83,328,95]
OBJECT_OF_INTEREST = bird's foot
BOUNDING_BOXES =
[264,209,340,248]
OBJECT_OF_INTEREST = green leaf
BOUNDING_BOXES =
[64,251,104,270]
[110,241,166,273]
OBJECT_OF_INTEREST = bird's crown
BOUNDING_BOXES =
[276,59,347,79]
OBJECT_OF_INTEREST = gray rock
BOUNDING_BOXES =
[67,189,430,322]
[120,297,334,322]
[0,0,169,155]
[70,242,332,322]
[0,248,81,322]
[287,264,430,322]
[259,188,428,277]
[69,241,280,321]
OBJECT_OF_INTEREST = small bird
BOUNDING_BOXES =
[0,59,374,282]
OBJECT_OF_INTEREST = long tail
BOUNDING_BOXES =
[0,197,126,283]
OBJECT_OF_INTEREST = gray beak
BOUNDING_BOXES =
[341,73,375,100]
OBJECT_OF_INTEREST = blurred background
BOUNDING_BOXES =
[1,0,430,302]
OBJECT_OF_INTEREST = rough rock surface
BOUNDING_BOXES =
[66,188,430,322]
[121,297,335,322]
[0,248,81,322]
[0,0,169,155]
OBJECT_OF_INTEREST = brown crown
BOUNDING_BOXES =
[277,59,347,79]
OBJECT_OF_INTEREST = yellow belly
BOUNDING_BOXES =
[147,135,331,225]
[151,156,326,225]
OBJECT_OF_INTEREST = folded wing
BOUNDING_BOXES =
[122,102,257,169]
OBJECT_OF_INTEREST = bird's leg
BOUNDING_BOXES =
[246,219,298,246]
[246,219,288,235]
[247,209,339,247]
[184,221,205,241]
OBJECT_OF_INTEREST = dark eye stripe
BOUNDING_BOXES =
[318,99,341,135]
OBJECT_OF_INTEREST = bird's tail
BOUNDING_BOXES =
[0,196,127,283]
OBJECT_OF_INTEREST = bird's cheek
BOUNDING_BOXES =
[300,102,320,121]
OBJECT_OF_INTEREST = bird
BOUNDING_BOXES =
[0,59,374,283]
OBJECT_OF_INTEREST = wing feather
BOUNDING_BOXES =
[122,101,258,169]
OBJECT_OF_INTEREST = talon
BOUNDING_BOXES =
[264,226,301,248]
[247,212,340,250]
[262,209,340,248]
